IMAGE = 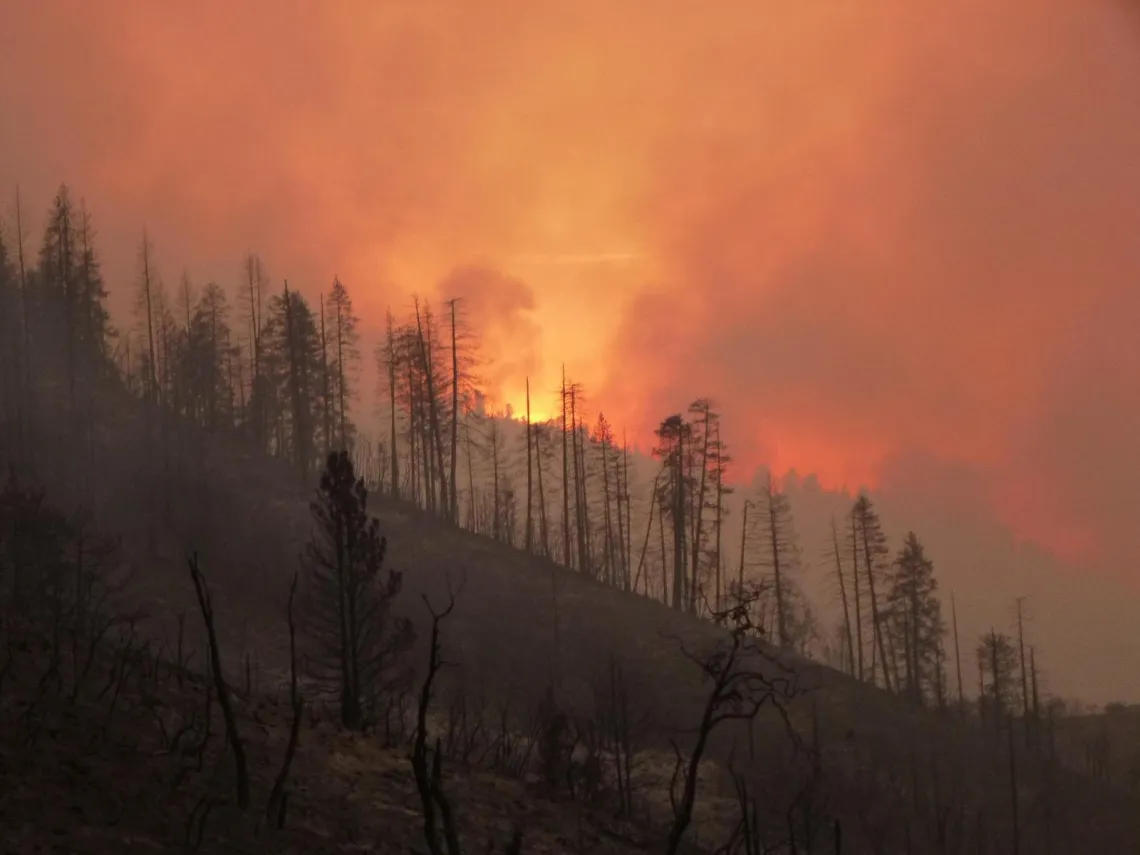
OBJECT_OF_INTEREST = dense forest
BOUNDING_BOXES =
[2,184,1139,853]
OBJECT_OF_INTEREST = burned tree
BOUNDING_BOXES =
[187,552,249,810]
[305,450,414,730]
[827,515,856,677]
[663,581,800,855]
[754,471,809,650]
[411,573,465,855]
[265,570,304,831]
[850,495,891,691]
[654,413,690,611]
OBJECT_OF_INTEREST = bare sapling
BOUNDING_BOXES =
[411,572,467,855]
[663,581,801,855]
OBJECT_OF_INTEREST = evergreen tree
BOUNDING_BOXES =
[326,276,360,452]
[186,282,234,432]
[36,186,102,406]
[0,230,20,456]
[886,532,944,706]
[305,450,415,731]
[653,413,690,610]
[264,284,321,477]
[74,202,111,372]
[977,630,1020,728]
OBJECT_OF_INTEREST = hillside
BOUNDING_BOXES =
[5,382,1140,854]
[0,612,653,854]
[1052,705,1140,793]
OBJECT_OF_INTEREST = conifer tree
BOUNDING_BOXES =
[305,450,415,730]
[977,630,1020,728]
[0,230,19,458]
[74,201,111,373]
[886,532,944,706]
[266,283,321,477]
[36,186,85,407]
[653,413,690,610]
[326,276,360,451]
[188,282,233,432]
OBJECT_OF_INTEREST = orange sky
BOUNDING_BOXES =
[4,0,1140,580]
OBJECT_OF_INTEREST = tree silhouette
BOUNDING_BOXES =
[886,532,944,706]
[851,495,892,690]
[305,450,414,730]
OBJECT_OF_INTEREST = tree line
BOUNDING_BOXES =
[0,182,1056,730]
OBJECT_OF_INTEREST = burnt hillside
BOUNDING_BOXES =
[4,372,1139,854]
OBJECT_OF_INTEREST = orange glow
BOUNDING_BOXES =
[4,0,1140,583]
[490,385,559,426]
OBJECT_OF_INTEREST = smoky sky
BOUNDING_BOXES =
[4,0,1140,698]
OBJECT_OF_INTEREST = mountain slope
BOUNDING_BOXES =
[9,384,1140,854]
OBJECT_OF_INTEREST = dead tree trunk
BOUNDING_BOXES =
[952,592,964,713]
[265,571,303,830]
[187,552,249,810]
[411,575,466,855]
[561,368,571,569]
[386,311,400,500]
[830,516,855,677]
[525,377,534,554]
[448,298,460,523]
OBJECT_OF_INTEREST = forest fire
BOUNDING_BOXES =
[6,3,1140,852]
[3,1,1140,578]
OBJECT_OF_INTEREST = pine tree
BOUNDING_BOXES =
[305,451,415,731]
[74,202,111,373]
[326,276,360,452]
[267,283,322,478]
[653,413,690,610]
[183,282,234,432]
[977,630,1020,729]
[0,230,19,459]
[886,532,944,706]
[36,186,80,405]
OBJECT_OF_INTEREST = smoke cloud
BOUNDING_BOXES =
[4,0,1140,698]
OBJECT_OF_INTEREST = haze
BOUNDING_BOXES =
[3,0,1140,701]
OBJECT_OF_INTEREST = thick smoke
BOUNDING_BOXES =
[4,0,1140,699]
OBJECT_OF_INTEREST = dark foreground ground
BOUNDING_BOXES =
[7,393,1140,854]
[0,611,665,854]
